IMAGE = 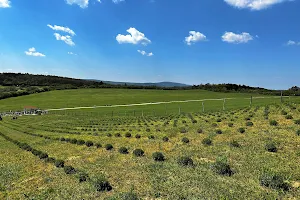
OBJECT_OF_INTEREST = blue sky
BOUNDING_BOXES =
[0,0,299,89]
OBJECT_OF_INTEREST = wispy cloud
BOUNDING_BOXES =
[54,33,75,46]
[25,47,46,57]
[224,0,292,10]
[66,0,89,8]
[47,24,75,36]
[222,32,253,44]
[286,40,300,46]
[137,50,153,56]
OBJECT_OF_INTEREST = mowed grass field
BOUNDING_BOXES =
[1,102,300,199]
[0,88,285,112]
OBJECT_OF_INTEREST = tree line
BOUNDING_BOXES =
[0,73,299,101]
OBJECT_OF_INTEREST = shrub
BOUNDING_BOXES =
[294,119,300,125]
[115,190,140,200]
[70,138,77,144]
[55,160,64,168]
[105,144,113,150]
[60,137,66,141]
[115,133,121,137]
[270,120,278,126]
[125,133,131,138]
[180,128,187,133]
[246,121,253,127]
[162,136,169,142]
[135,134,141,139]
[64,166,76,174]
[192,120,197,124]
[260,170,290,191]
[238,127,245,133]
[45,157,55,163]
[215,129,223,134]
[285,115,293,119]
[93,176,112,192]
[230,140,240,148]
[86,141,94,147]
[148,135,155,139]
[119,147,129,154]
[77,139,85,145]
[212,123,217,127]
[152,152,165,161]
[39,152,48,159]
[197,128,203,133]
[265,141,277,152]
[202,138,212,146]
[216,119,222,122]
[32,149,42,156]
[210,157,233,176]
[296,130,300,136]
[244,117,251,121]
[177,156,194,166]
[106,133,112,137]
[228,123,233,127]
[95,143,102,148]
[78,172,89,183]
[146,128,150,132]
[182,120,186,124]
[182,137,189,144]
[133,149,144,157]
[281,110,287,115]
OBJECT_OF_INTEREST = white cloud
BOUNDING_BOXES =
[68,52,77,55]
[66,0,89,8]
[222,32,253,44]
[224,0,291,10]
[137,50,153,56]
[286,40,300,46]
[54,33,75,46]
[112,0,125,3]
[185,31,207,45]
[116,27,151,45]
[25,47,46,57]
[47,24,75,36]
[0,0,10,8]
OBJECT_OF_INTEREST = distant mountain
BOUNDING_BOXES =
[89,80,190,88]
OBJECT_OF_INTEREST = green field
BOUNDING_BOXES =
[0,88,275,111]
[0,88,297,116]
[1,89,300,199]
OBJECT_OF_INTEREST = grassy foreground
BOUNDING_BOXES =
[1,102,300,199]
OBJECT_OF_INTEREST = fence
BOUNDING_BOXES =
[47,96,296,117]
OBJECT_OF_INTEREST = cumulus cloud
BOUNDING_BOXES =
[185,31,207,45]
[137,50,153,56]
[66,0,89,8]
[286,40,300,46]
[224,0,291,10]
[116,27,151,45]
[54,33,75,46]
[0,0,10,8]
[222,32,253,44]
[25,47,46,57]
[47,24,75,36]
